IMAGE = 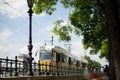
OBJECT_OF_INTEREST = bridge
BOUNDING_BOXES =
[0,56,104,80]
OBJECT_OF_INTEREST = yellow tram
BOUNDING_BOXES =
[38,46,87,75]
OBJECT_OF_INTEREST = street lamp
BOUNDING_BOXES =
[27,0,34,76]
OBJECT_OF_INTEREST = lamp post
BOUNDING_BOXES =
[27,0,34,76]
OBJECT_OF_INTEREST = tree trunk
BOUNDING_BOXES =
[105,0,120,80]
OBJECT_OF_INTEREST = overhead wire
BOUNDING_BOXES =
[0,4,28,38]
[0,18,28,40]
[2,1,53,36]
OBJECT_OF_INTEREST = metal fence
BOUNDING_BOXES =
[0,56,85,77]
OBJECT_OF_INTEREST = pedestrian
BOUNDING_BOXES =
[104,65,109,80]
[89,68,104,80]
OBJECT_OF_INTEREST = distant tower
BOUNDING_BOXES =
[44,36,54,46]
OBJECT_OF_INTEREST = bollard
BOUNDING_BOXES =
[38,60,41,75]
[14,56,18,76]
[5,56,8,77]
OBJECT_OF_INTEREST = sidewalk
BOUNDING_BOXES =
[92,77,105,80]
[89,71,105,80]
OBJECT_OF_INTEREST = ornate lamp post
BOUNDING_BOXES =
[27,0,34,76]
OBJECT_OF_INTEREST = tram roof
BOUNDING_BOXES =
[40,46,88,63]
[40,46,73,56]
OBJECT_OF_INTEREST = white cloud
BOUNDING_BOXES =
[71,40,85,57]
[0,29,21,58]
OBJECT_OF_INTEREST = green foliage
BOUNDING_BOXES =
[99,39,109,60]
[33,0,58,15]
[60,0,74,8]
[84,55,91,61]
[51,19,73,42]
[84,55,101,69]
[69,0,107,55]
[90,60,101,69]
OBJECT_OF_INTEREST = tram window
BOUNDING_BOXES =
[76,61,79,66]
[52,51,56,61]
[64,56,69,64]
[71,58,74,65]
[62,54,68,63]
[56,53,60,62]
[73,59,77,65]
[40,51,51,60]
[61,54,64,63]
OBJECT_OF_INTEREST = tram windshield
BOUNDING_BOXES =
[40,51,51,61]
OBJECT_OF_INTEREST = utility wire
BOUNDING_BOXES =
[2,1,53,36]
[0,6,28,38]
[0,18,27,39]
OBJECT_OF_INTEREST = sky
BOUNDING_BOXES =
[0,0,108,66]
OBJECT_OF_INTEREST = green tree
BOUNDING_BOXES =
[84,55,101,70]
[99,39,109,60]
